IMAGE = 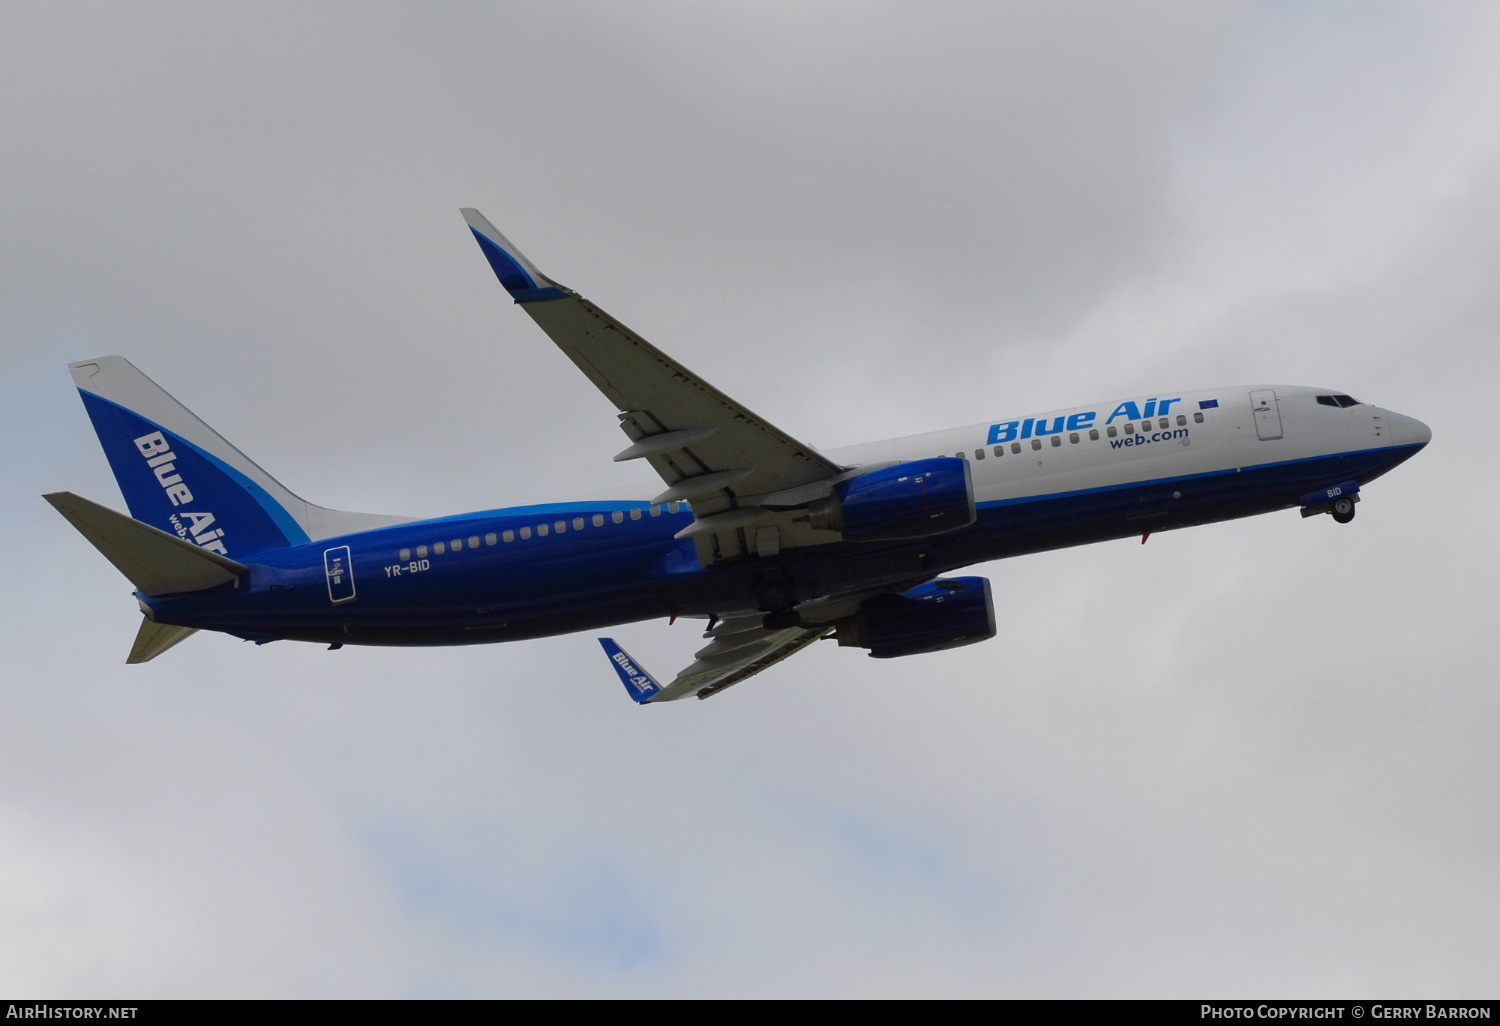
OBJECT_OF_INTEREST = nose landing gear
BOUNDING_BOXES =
[1299,480,1361,525]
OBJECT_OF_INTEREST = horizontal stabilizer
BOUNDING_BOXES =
[44,491,248,596]
[127,617,198,663]
[598,638,664,704]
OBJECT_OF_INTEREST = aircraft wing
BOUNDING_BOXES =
[600,616,833,703]
[462,209,848,564]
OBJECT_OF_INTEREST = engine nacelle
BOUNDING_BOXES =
[836,576,996,659]
[808,458,975,541]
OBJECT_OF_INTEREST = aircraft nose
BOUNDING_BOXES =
[1389,412,1432,448]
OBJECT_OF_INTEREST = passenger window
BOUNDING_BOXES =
[1031,439,1042,450]
[519,527,531,540]
[1193,412,1204,423]
[469,535,480,548]
[1176,415,1186,426]
[993,446,1004,457]
[650,505,661,517]
[451,538,462,551]
[1069,432,1079,444]
[592,514,604,527]
[537,524,549,537]
[502,530,514,543]
[485,533,497,545]
[612,511,625,523]
[974,449,985,460]
[1124,423,1135,435]
[1140,421,1151,432]
[434,541,446,555]
[1050,435,1061,447]
[573,517,584,530]
[955,452,965,459]
[399,548,411,561]
[1089,429,1099,441]
[1107,426,1118,438]
[1011,442,1021,454]
[630,508,642,520]
[1158,418,1168,429]
[669,502,681,513]
[416,545,429,558]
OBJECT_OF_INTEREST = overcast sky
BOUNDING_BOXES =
[1,0,1496,998]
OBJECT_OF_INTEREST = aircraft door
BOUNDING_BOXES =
[1249,390,1283,441]
[324,545,357,604]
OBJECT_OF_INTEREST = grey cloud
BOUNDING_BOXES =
[1,0,1495,999]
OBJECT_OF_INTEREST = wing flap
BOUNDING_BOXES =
[601,622,832,703]
[522,297,843,499]
[682,627,830,701]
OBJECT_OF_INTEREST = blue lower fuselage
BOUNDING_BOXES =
[145,443,1424,647]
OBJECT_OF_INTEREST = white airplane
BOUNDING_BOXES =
[44,209,1431,702]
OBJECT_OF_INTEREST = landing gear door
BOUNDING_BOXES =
[1250,389,1283,441]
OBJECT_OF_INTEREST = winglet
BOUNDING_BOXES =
[598,638,664,704]
[460,208,571,304]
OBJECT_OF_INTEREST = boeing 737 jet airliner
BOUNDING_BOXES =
[45,209,1432,702]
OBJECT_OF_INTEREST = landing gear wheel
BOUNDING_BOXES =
[1331,497,1356,524]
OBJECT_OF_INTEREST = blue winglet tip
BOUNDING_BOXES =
[599,638,662,704]
[460,209,570,304]
[468,226,538,294]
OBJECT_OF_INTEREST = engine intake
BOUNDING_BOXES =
[836,576,996,659]
[808,458,975,541]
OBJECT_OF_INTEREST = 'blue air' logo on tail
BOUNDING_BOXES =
[169,511,229,554]
[78,390,305,557]
[134,431,194,506]
[134,431,229,555]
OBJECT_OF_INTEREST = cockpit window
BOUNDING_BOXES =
[1316,394,1362,408]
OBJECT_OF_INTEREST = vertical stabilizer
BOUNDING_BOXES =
[68,357,410,557]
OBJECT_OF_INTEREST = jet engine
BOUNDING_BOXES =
[836,576,996,658]
[808,458,975,541]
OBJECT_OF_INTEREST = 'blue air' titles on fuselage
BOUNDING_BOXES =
[987,398,1185,444]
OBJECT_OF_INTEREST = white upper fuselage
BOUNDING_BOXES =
[570,385,1430,513]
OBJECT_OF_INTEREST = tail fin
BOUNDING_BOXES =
[68,357,409,557]
[44,491,247,596]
